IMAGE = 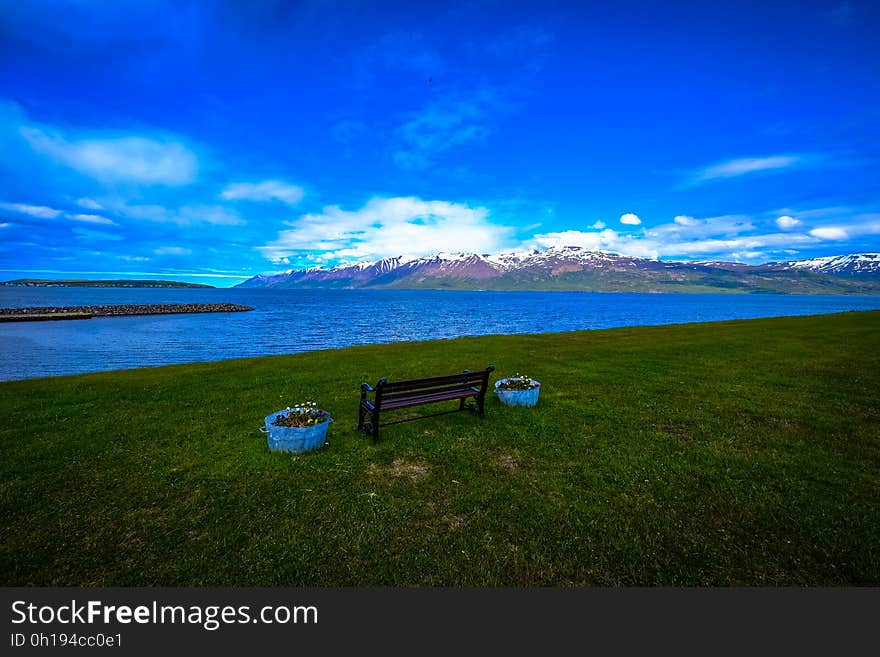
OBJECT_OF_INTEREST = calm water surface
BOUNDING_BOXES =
[2,287,879,380]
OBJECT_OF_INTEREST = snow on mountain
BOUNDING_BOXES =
[235,248,880,290]
[783,253,880,276]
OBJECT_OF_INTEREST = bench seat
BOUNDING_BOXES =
[358,367,494,442]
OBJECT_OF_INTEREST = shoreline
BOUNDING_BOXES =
[0,303,253,322]
[1,309,876,382]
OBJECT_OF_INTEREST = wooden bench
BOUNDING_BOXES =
[358,365,495,442]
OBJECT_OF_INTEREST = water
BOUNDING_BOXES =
[1,287,879,381]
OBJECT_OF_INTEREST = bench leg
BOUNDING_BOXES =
[371,410,380,443]
[357,403,366,431]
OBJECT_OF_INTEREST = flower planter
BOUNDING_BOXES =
[262,408,332,454]
[495,379,541,407]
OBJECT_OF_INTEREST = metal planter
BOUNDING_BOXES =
[494,379,541,407]
[262,408,332,454]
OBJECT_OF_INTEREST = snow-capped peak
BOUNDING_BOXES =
[786,253,880,274]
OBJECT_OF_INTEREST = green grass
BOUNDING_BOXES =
[1,312,879,586]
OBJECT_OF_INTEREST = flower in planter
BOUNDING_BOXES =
[272,401,331,427]
[496,373,539,390]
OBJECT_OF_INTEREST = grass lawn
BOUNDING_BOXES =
[1,311,878,586]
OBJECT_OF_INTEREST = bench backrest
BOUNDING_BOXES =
[377,366,494,399]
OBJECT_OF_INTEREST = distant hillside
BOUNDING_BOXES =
[236,247,880,295]
[0,279,214,288]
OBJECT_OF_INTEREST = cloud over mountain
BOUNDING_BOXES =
[259,196,513,263]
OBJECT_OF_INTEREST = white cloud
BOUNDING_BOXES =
[620,213,641,225]
[258,201,880,267]
[70,213,116,226]
[76,197,104,210]
[177,205,243,226]
[729,250,765,261]
[529,228,659,258]
[259,196,512,263]
[527,226,820,261]
[0,201,117,226]
[221,180,305,206]
[776,215,801,229]
[657,233,815,256]
[691,154,803,183]
[116,204,168,222]
[153,246,193,256]
[21,126,197,185]
[393,90,497,169]
[809,226,848,240]
[651,214,753,238]
[523,209,880,261]
[774,206,851,220]
[120,203,244,226]
[72,227,123,241]
[0,202,62,219]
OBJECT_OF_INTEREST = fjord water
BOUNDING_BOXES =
[2,287,880,381]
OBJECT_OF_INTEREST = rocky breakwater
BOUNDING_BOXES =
[0,303,254,322]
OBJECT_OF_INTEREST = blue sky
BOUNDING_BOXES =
[1,0,878,286]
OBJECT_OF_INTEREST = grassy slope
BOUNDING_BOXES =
[1,312,878,586]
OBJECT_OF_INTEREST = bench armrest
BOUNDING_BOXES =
[361,382,374,392]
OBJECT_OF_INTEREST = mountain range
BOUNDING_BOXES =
[236,248,880,294]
